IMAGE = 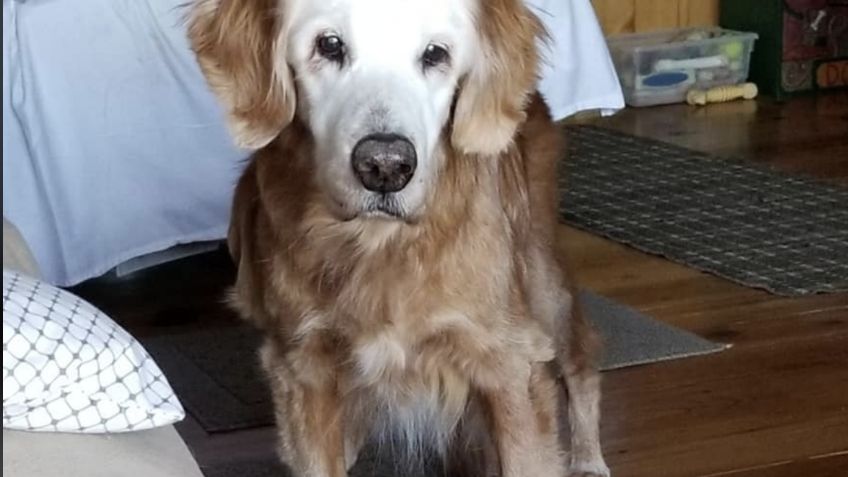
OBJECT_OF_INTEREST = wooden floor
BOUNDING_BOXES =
[73,93,848,477]
[567,93,848,477]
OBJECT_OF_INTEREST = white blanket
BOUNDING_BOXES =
[3,0,623,286]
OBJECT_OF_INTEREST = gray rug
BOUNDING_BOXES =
[201,452,442,477]
[561,125,848,296]
[144,291,724,434]
[580,291,726,370]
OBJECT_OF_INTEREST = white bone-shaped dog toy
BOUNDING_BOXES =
[686,82,758,106]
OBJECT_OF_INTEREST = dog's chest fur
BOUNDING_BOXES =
[286,238,553,451]
[291,212,554,390]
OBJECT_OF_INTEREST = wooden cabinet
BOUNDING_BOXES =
[591,0,719,35]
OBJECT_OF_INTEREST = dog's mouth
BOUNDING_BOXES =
[335,193,417,223]
[363,194,406,219]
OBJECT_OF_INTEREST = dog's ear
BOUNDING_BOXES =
[451,1,544,156]
[189,0,295,149]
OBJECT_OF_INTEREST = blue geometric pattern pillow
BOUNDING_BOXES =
[3,270,184,433]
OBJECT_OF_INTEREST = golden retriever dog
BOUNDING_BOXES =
[188,0,609,475]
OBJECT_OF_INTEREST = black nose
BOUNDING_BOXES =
[351,134,417,193]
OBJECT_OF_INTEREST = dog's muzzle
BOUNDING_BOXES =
[351,133,417,193]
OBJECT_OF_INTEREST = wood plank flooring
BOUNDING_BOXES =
[72,93,848,477]
[564,93,848,477]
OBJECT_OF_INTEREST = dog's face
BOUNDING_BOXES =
[287,0,476,220]
[190,0,542,221]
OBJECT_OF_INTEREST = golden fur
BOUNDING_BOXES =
[189,0,609,475]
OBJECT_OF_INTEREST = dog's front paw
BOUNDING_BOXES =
[568,472,609,477]
[567,460,610,477]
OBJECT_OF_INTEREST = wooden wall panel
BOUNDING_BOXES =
[678,0,720,28]
[634,0,680,33]
[591,0,719,36]
[592,0,636,36]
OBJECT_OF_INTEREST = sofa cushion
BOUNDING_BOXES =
[3,219,40,279]
[3,426,203,477]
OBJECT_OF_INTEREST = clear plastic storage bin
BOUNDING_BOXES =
[607,28,758,107]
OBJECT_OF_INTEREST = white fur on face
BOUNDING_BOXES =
[285,0,478,221]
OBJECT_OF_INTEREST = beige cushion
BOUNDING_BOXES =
[3,218,203,477]
[3,427,204,477]
[3,219,40,279]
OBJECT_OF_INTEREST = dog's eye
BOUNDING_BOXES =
[316,34,345,62]
[421,44,449,69]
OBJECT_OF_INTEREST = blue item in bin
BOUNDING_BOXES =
[641,71,692,88]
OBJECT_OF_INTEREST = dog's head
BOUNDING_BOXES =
[190,0,542,221]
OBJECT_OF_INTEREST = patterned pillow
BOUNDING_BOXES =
[2,270,185,433]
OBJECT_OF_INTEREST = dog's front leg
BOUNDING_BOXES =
[481,362,566,477]
[558,304,609,477]
[263,345,348,477]
[563,361,609,477]
[282,383,347,477]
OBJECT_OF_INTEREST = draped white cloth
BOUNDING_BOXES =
[3,0,623,286]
